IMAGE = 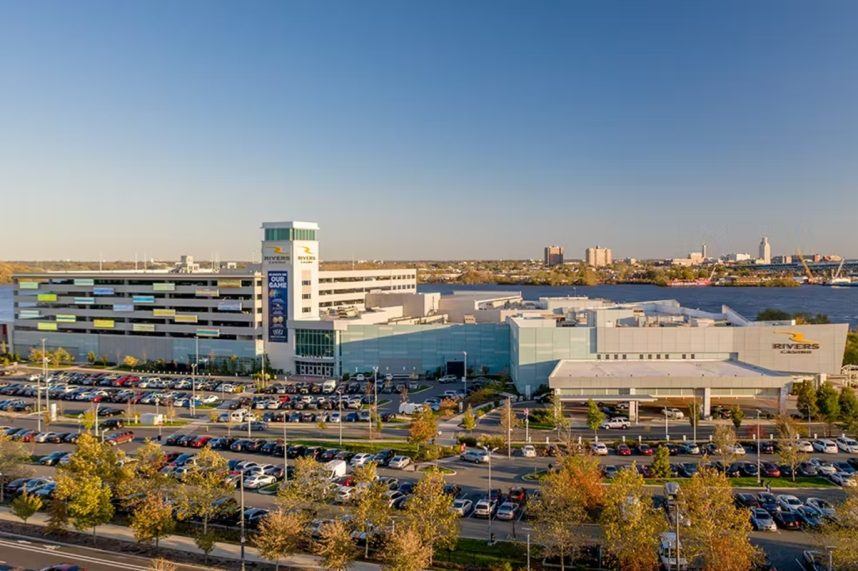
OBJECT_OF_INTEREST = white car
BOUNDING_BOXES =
[663,408,685,420]
[776,494,803,512]
[243,474,276,489]
[590,442,609,456]
[473,498,496,518]
[796,440,814,453]
[335,486,354,503]
[726,444,746,456]
[835,436,858,453]
[749,508,777,531]
[496,502,518,521]
[438,374,458,384]
[350,453,374,467]
[329,412,342,423]
[600,417,631,430]
[452,498,472,517]
[388,456,411,470]
[812,439,838,454]
[521,445,537,458]
[34,432,58,443]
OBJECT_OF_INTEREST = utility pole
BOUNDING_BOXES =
[481,445,498,544]
[756,410,762,485]
[507,397,512,459]
[370,367,378,439]
[283,420,288,483]
[42,338,50,426]
[462,351,468,396]
[239,473,246,571]
[338,392,343,445]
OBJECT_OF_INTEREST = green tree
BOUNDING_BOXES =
[499,397,519,453]
[403,469,458,564]
[548,391,570,434]
[55,474,114,540]
[585,399,605,438]
[677,467,762,571]
[843,330,858,366]
[730,405,745,430]
[353,477,392,558]
[796,380,819,420]
[650,445,672,479]
[407,407,438,454]
[816,382,841,435]
[60,432,131,491]
[316,519,357,571]
[11,491,43,523]
[839,386,858,431]
[461,404,476,431]
[175,447,232,536]
[254,510,306,571]
[194,531,217,563]
[600,465,667,571]
[277,456,335,516]
[86,351,97,364]
[0,433,33,497]
[382,523,433,571]
[756,308,792,321]
[819,485,858,568]
[122,355,140,368]
[130,494,175,549]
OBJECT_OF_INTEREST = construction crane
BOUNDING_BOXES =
[795,250,819,284]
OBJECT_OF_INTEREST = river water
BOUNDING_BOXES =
[419,283,858,326]
[2,283,857,326]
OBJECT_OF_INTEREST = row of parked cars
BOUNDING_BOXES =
[735,492,837,531]
[33,371,241,393]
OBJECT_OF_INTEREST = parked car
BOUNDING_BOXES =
[460,449,489,464]
[473,497,496,518]
[750,508,777,531]
[496,502,518,521]
[452,498,473,517]
[616,443,632,456]
[812,439,839,454]
[521,445,537,458]
[105,430,134,445]
[590,442,609,456]
[600,417,631,429]
[635,443,654,456]
[388,456,412,470]
[835,435,858,453]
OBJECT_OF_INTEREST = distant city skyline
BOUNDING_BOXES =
[2,1,857,261]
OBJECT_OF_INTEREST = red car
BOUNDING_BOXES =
[106,430,134,446]
[616,443,632,456]
[191,435,213,448]
[635,443,654,456]
[761,462,781,478]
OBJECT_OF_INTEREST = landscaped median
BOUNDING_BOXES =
[521,469,838,488]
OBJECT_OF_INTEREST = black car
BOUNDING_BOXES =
[757,492,780,514]
[734,493,760,508]
[778,464,794,478]
[100,418,124,430]
[757,440,776,454]
[678,462,698,478]
[373,449,396,466]
[773,510,802,530]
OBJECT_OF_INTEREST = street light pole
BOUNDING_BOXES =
[756,411,762,485]
[481,445,498,544]
[155,397,162,439]
[370,366,378,439]
[338,392,343,446]
[463,351,468,396]
[283,420,288,483]
[239,473,246,571]
[507,397,512,459]
[191,337,199,418]
[42,338,50,425]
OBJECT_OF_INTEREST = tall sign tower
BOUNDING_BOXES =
[260,221,320,372]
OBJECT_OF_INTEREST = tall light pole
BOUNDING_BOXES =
[462,351,468,396]
[370,367,378,439]
[481,445,498,544]
[42,338,50,426]
[239,472,246,571]
[506,397,512,459]
[338,392,343,446]
[756,410,762,485]
[191,337,199,418]
[155,397,162,440]
[282,420,288,483]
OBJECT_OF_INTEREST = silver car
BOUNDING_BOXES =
[750,508,776,531]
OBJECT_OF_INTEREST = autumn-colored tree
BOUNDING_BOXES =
[316,519,358,571]
[818,485,858,568]
[601,465,667,571]
[382,523,433,571]
[130,440,172,496]
[254,510,306,571]
[548,392,570,434]
[676,467,762,571]
[353,477,392,558]
[499,397,520,455]
[461,404,476,431]
[712,424,738,466]
[60,432,131,491]
[407,407,438,454]
[775,415,806,482]
[403,469,458,564]
[11,491,43,523]
[730,405,745,430]
[531,466,588,570]
[558,453,605,512]
[54,474,114,540]
[148,558,177,571]
[130,494,175,548]
[650,445,672,479]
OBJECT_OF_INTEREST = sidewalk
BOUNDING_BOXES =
[0,508,380,570]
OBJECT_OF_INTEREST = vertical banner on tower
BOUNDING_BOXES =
[267,271,288,342]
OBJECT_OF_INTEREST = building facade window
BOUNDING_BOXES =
[294,329,335,358]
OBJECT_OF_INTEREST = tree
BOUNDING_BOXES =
[175,447,231,536]
[0,433,33,497]
[255,510,306,571]
[46,497,70,534]
[133,440,170,487]
[194,531,217,563]
[816,382,841,435]
[677,467,762,570]
[148,558,177,571]
[11,491,43,523]
[499,397,519,452]
[277,456,336,516]
[122,355,140,368]
[54,474,114,540]
[461,404,476,431]
[730,405,745,429]
[86,351,97,365]
[775,415,806,482]
[53,347,74,364]
[59,432,131,491]
[403,469,458,564]
[650,445,672,479]
[316,519,357,571]
[353,477,392,558]
[712,424,738,466]
[600,465,667,571]
[548,391,570,434]
[130,494,175,549]
[382,524,433,571]
[585,399,605,438]
[756,308,792,321]
[839,386,858,431]
[796,380,819,420]
[408,407,438,454]
[819,485,858,568]
[531,464,589,569]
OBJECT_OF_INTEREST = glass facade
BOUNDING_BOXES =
[295,329,335,358]
[264,228,317,241]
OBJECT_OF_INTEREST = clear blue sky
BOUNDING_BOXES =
[2,0,857,261]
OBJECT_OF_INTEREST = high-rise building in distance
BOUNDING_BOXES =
[544,245,564,267]
[585,246,612,267]
[759,236,772,264]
